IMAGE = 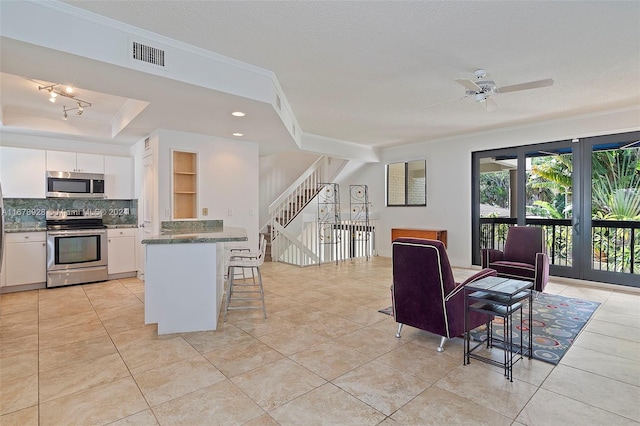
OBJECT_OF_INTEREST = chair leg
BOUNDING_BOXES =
[223,266,234,322]
[257,267,267,319]
[395,323,403,338]
[437,336,447,352]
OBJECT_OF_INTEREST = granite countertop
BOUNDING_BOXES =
[4,225,47,233]
[105,224,138,229]
[141,226,247,245]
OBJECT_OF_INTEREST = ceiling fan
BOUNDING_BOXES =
[454,69,554,110]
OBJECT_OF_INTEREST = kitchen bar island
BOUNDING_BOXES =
[141,225,247,334]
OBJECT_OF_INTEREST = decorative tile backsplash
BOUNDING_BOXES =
[2,198,138,230]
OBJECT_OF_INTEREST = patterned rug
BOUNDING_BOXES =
[379,292,600,365]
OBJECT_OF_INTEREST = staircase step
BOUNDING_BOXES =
[260,232,272,262]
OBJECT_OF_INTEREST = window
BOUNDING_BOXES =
[387,160,426,206]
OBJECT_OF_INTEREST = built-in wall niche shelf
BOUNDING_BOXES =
[173,150,197,219]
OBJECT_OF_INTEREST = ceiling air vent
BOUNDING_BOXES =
[132,41,165,67]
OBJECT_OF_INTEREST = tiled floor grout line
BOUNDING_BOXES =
[538,386,640,424]
[82,279,160,425]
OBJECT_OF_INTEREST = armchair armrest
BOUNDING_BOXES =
[534,252,550,292]
[445,268,497,301]
[481,249,504,268]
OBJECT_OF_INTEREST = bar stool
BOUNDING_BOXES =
[223,237,267,322]
[224,234,264,281]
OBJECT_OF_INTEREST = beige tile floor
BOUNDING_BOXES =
[1,257,639,425]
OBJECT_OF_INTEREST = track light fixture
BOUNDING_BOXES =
[38,84,92,119]
[62,102,86,119]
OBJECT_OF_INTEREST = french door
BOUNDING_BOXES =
[472,130,640,287]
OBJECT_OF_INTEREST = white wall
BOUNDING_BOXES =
[154,129,260,249]
[338,106,640,267]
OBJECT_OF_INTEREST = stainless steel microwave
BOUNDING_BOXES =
[46,171,105,198]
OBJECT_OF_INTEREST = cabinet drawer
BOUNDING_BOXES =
[107,228,136,238]
[5,232,46,243]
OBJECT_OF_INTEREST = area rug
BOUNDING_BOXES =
[379,292,600,365]
[378,306,393,316]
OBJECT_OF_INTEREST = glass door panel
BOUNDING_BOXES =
[525,148,574,271]
[477,152,518,256]
[586,141,640,283]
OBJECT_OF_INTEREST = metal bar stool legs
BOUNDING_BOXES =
[223,238,267,322]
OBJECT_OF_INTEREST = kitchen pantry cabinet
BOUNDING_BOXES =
[0,147,47,198]
[104,156,133,199]
[2,232,47,287]
[107,228,137,276]
[46,151,104,173]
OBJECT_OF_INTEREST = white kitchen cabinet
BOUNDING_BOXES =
[3,232,47,287]
[77,153,104,173]
[46,151,104,173]
[45,151,75,172]
[107,228,137,275]
[1,247,6,287]
[104,156,133,199]
[0,147,47,198]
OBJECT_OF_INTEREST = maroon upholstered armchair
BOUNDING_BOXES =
[392,238,495,352]
[481,226,549,292]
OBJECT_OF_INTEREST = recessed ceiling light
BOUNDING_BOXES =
[232,132,243,137]
[231,111,245,117]
[65,86,74,94]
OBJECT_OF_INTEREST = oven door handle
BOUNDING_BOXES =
[47,229,107,236]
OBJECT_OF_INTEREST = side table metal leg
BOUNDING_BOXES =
[520,302,523,360]
[528,290,533,359]
[464,289,469,365]
[504,311,509,379]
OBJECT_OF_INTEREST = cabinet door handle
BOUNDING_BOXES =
[24,236,29,239]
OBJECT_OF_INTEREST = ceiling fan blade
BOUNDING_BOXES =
[455,78,482,92]
[422,95,466,110]
[496,78,554,94]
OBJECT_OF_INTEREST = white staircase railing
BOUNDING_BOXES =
[269,156,375,266]
[276,215,378,266]
[269,157,329,261]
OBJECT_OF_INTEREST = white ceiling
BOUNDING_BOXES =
[1,1,639,155]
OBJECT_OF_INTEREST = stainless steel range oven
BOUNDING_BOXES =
[46,210,108,288]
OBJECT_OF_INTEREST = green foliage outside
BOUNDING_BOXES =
[479,171,510,208]
[480,147,640,273]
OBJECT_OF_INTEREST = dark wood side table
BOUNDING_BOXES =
[464,276,533,382]
[391,228,447,248]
